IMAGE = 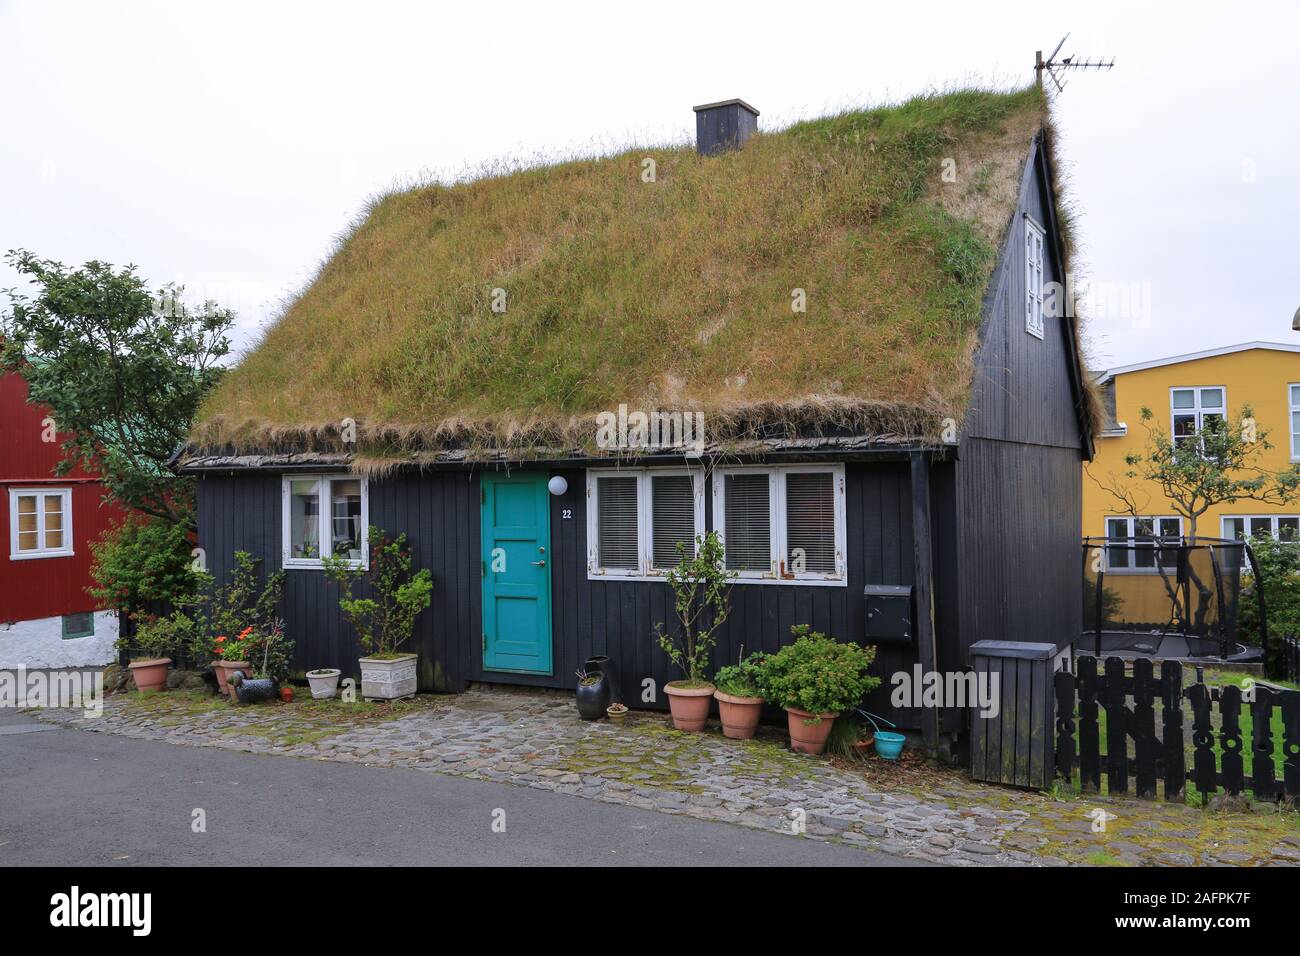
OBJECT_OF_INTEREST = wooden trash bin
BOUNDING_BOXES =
[968,640,1065,790]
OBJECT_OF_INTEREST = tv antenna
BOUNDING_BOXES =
[1035,34,1115,92]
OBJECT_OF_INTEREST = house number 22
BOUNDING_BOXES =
[561,509,573,520]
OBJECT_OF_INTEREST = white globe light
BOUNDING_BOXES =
[547,475,568,496]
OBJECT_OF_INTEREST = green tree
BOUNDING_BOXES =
[1092,404,1300,637]
[1092,404,1300,539]
[1237,535,1300,670]
[87,514,205,618]
[322,527,432,658]
[653,531,734,686]
[1,250,233,527]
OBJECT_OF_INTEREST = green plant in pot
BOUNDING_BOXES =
[221,617,292,704]
[712,649,768,739]
[759,624,880,754]
[653,531,733,731]
[323,526,432,701]
[119,610,197,693]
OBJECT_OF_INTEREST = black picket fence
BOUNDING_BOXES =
[1053,655,1300,802]
[1286,635,1300,684]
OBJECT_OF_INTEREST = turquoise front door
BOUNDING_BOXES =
[481,473,553,674]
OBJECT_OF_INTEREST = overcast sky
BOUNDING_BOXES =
[1,0,1296,371]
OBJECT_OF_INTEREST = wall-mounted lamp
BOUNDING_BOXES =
[1292,306,1300,331]
[547,475,568,496]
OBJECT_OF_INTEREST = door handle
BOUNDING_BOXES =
[531,559,546,566]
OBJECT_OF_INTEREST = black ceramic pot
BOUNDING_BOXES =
[575,672,609,720]
[584,655,620,705]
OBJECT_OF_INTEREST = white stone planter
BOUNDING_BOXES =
[358,653,418,701]
[306,668,342,700]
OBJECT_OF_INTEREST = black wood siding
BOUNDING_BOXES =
[939,136,1087,679]
[196,461,927,725]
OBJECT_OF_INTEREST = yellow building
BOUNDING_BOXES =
[1084,341,1300,547]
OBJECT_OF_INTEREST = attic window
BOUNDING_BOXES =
[282,475,368,569]
[586,469,704,580]
[8,488,73,560]
[1025,215,1045,340]
[712,465,846,585]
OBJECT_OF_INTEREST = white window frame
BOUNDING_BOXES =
[1102,515,1182,574]
[585,467,705,581]
[1024,214,1045,340]
[1289,383,1300,461]
[1221,515,1300,546]
[1169,386,1226,444]
[7,487,74,560]
[712,464,847,586]
[1221,514,1300,569]
[281,475,369,570]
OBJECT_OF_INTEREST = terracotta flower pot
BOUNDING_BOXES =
[128,658,172,693]
[785,707,840,754]
[213,660,250,697]
[664,682,714,732]
[714,690,764,739]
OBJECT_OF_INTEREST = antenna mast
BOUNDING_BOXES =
[1035,34,1115,92]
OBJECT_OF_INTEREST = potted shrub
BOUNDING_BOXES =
[712,649,767,739]
[122,611,194,693]
[653,531,733,731]
[195,551,284,695]
[306,668,342,699]
[228,618,292,704]
[759,625,880,754]
[212,627,253,697]
[323,526,432,701]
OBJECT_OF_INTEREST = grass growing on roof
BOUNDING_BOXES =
[195,86,1079,457]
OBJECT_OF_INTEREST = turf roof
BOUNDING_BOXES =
[191,85,1095,465]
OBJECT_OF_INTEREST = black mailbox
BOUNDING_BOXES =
[864,584,913,643]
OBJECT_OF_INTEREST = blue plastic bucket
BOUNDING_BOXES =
[874,731,906,760]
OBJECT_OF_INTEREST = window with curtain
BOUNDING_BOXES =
[283,476,368,568]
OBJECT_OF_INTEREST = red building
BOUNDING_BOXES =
[0,367,128,667]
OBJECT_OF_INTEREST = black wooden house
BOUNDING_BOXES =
[180,88,1098,748]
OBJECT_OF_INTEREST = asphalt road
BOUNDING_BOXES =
[0,710,918,867]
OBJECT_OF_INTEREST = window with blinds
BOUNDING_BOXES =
[713,465,846,583]
[596,475,640,570]
[723,473,771,572]
[651,474,696,569]
[587,469,703,577]
[785,472,836,572]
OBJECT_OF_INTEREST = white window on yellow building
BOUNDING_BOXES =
[1104,515,1181,572]
[1289,383,1300,461]
[1222,515,1300,544]
[1170,386,1224,447]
